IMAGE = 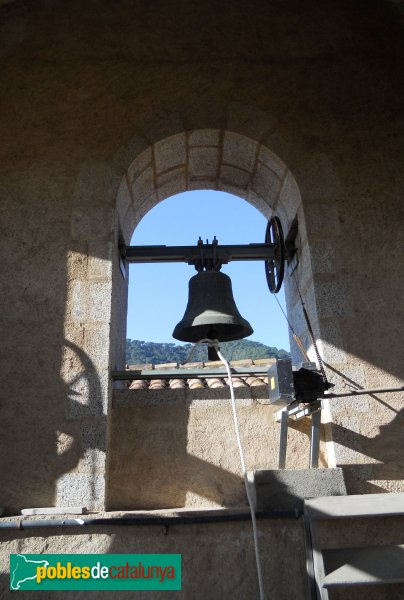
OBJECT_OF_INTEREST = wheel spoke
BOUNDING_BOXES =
[264,217,285,293]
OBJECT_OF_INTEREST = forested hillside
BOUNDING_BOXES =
[126,338,290,365]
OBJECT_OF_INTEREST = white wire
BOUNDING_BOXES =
[191,338,266,600]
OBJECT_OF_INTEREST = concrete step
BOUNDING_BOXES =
[248,468,347,514]
[322,544,404,588]
[303,493,404,600]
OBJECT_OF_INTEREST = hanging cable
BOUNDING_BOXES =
[273,294,310,362]
[189,338,266,600]
[273,293,295,336]
[292,272,330,387]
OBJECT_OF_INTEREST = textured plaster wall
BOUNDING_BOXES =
[0,517,307,600]
[0,0,403,512]
[108,386,323,510]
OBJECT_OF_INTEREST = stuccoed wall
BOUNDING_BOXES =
[108,386,322,510]
[0,0,403,512]
[0,517,307,600]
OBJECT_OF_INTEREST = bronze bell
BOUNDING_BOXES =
[172,270,253,343]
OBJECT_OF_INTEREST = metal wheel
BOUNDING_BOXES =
[264,216,285,293]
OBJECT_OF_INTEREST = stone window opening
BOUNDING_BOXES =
[124,189,291,365]
[113,129,312,372]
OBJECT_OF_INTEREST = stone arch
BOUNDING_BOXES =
[113,127,319,371]
[116,129,301,244]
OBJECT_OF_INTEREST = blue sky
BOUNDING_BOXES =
[127,191,290,351]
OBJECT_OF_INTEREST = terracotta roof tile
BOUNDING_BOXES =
[202,360,222,368]
[183,362,205,369]
[128,363,154,371]
[168,379,186,390]
[188,378,205,390]
[155,362,178,370]
[149,379,166,390]
[129,380,147,390]
[206,378,225,389]
[229,377,248,388]
[245,376,266,387]
[228,359,254,367]
[253,358,275,366]
[126,358,274,391]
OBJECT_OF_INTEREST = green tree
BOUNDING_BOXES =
[126,338,289,365]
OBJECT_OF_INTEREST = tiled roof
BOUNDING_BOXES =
[126,358,274,390]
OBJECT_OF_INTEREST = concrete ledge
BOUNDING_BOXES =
[305,491,404,520]
[248,468,347,513]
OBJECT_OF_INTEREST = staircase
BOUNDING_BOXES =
[304,492,404,600]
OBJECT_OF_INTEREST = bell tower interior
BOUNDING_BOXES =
[1,1,404,594]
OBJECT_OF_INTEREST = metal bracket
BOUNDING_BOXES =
[275,400,322,469]
[274,383,404,470]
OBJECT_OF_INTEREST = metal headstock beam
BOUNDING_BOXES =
[123,242,277,265]
[121,217,287,291]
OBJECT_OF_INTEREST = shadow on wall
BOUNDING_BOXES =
[104,473,307,600]
[107,371,404,509]
[59,340,107,509]
[319,362,404,494]
[330,409,404,494]
[4,479,404,599]
[0,476,308,599]
[1,340,106,515]
[107,391,247,510]
[0,328,74,513]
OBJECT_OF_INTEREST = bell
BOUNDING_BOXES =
[173,270,253,343]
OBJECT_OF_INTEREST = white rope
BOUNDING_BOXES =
[182,337,220,365]
[190,338,266,600]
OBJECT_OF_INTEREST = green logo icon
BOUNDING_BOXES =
[10,554,182,590]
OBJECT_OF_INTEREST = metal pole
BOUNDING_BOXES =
[323,386,404,399]
[309,410,321,468]
[278,409,289,469]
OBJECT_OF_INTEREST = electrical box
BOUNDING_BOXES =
[268,359,328,407]
[267,358,294,407]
